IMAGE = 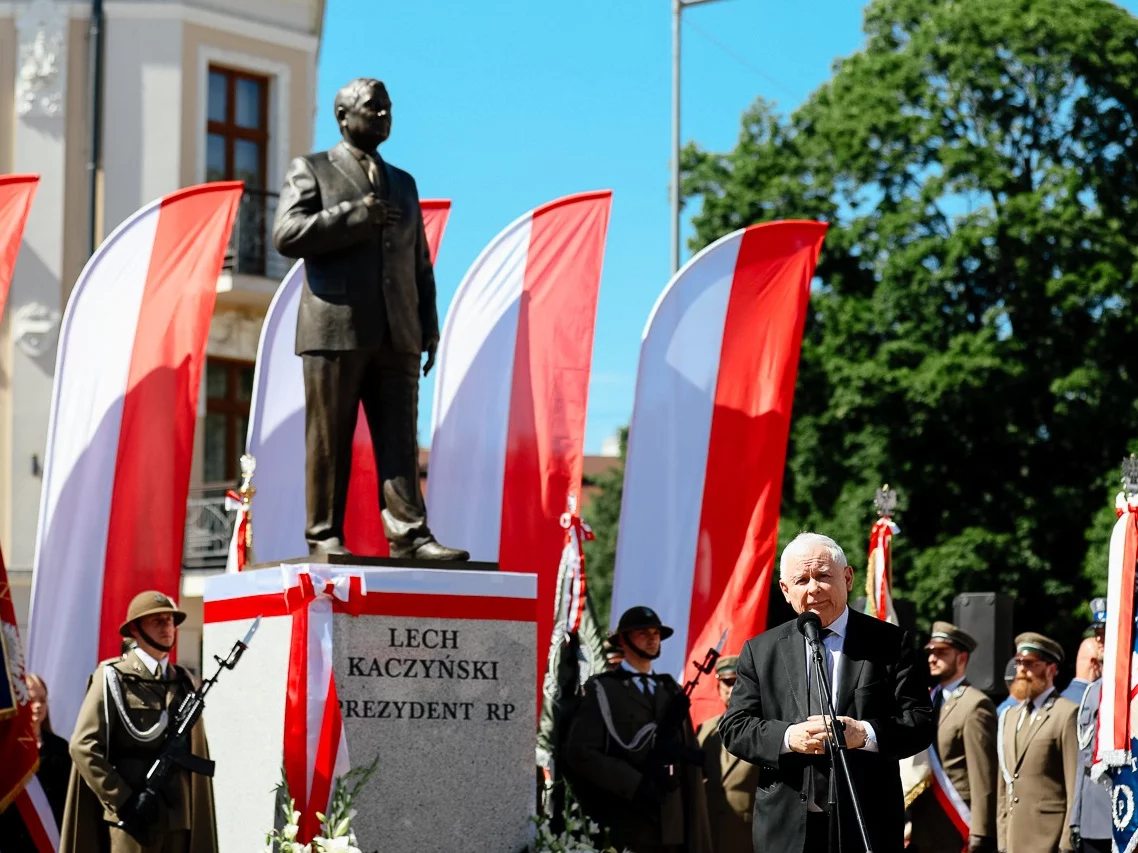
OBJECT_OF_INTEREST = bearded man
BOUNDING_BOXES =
[996,632,1079,853]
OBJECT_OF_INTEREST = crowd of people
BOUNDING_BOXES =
[560,532,1107,853]
[2,533,1108,853]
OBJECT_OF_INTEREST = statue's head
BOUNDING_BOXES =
[334,78,391,151]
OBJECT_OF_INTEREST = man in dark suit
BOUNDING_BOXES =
[720,532,933,853]
[273,77,467,560]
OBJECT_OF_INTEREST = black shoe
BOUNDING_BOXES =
[390,538,469,561]
[308,538,353,557]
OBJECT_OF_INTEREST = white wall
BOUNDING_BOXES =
[101,15,184,234]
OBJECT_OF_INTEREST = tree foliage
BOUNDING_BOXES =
[679,0,1138,649]
[582,427,628,628]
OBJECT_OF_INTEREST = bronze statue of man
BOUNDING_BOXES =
[273,78,467,561]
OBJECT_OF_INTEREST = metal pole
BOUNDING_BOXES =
[87,0,105,256]
[671,0,681,275]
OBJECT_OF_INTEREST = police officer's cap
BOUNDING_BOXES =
[1015,631,1064,665]
[1091,597,1108,627]
[925,621,977,654]
[609,606,674,642]
[119,590,187,637]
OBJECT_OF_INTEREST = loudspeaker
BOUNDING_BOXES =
[953,592,1015,699]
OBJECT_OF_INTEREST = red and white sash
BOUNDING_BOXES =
[926,744,971,843]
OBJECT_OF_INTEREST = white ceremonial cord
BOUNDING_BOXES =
[593,679,657,754]
[996,705,1013,786]
[103,666,169,743]
[1077,683,1097,750]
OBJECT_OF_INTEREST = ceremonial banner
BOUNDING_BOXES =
[0,174,39,318]
[610,221,827,726]
[426,190,612,707]
[1092,490,1138,851]
[27,182,243,739]
[866,515,899,623]
[536,505,607,781]
[0,545,38,809]
[241,201,451,563]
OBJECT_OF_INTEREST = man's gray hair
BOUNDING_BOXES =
[334,78,385,118]
[779,532,848,579]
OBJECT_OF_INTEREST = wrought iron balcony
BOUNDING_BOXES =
[223,189,291,281]
[183,484,234,570]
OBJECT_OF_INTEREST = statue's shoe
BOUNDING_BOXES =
[391,539,469,561]
[308,539,353,557]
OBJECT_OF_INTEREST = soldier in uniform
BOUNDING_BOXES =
[1070,599,1111,853]
[996,632,1079,853]
[909,622,998,853]
[695,655,759,853]
[564,606,711,853]
[61,591,217,853]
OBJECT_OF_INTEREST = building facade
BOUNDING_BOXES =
[0,0,324,665]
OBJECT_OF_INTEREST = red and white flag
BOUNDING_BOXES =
[866,516,899,624]
[1,544,59,852]
[26,182,243,739]
[0,174,39,319]
[426,191,612,706]
[240,201,451,564]
[610,221,827,726]
[1093,491,1138,773]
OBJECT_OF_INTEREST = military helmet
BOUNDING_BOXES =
[118,590,186,637]
[608,606,674,642]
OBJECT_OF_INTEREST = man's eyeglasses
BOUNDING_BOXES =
[718,677,737,687]
[1014,656,1047,670]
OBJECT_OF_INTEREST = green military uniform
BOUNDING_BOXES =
[61,592,217,853]
[563,607,711,853]
[996,633,1079,853]
[694,655,758,853]
[909,623,998,853]
[696,714,758,853]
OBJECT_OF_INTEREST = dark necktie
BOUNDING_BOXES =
[806,628,835,812]
[1015,699,1035,754]
[932,687,944,722]
[638,674,652,695]
[361,154,382,193]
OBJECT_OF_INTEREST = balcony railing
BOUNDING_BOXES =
[223,189,291,281]
[183,484,234,570]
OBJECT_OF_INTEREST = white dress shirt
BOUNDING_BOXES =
[1017,685,1055,731]
[932,674,966,706]
[782,606,879,753]
[621,660,656,694]
[133,646,169,678]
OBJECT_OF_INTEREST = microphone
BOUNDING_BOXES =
[796,611,823,645]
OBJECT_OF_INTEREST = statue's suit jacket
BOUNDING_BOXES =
[996,692,1079,853]
[720,609,933,853]
[697,713,760,853]
[908,682,998,852]
[273,140,438,356]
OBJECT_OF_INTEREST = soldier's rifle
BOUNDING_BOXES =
[650,630,729,775]
[117,617,261,841]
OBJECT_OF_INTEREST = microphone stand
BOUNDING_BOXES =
[807,633,874,853]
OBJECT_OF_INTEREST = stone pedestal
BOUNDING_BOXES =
[203,562,536,853]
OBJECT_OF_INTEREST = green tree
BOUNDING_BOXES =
[683,0,1138,651]
[582,427,628,628]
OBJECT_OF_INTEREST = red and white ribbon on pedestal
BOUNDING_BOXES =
[282,568,366,842]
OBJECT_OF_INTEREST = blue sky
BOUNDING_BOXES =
[314,0,1137,453]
